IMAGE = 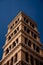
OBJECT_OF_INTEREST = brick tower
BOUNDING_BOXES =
[0,11,43,65]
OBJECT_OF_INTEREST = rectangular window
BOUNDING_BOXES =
[18,18,19,21]
[6,48,9,55]
[24,17,26,21]
[36,46,40,52]
[15,21,18,24]
[32,24,34,28]
[10,57,13,65]
[33,44,35,50]
[31,32,33,37]
[13,41,16,47]
[9,45,11,50]
[27,29,30,34]
[16,38,18,43]
[30,55,34,65]
[10,26,13,29]
[25,52,28,62]
[34,34,37,39]
[11,33,13,36]
[25,38,28,44]
[14,53,17,62]
[24,26,27,31]
[26,19,28,23]
[40,62,43,65]
[7,61,9,65]
[8,36,11,41]
[17,27,19,31]
[14,30,17,34]
[28,40,31,47]
[13,24,14,26]
[36,59,40,65]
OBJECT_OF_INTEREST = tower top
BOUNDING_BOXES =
[8,11,37,28]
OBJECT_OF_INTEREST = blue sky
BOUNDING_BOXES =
[0,0,43,60]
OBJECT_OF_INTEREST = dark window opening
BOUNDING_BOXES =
[7,61,9,65]
[6,48,9,54]
[15,21,17,24]
[16,38,18,43]
[34,34,37,39]
[11,33,13,36]
[27,29,30,34]
[9,45,11,50]
[31,32,33,37]
[10,57,13,65]
[40,62,43,65]
[24,26,27,31]
[36,59,39,65]
[25,38,28,44]
[26,19,28,23]
[32,24,34,28]
[13,41,16,47]
[15,53,17,62]
[13,24,14,26]
[36,46,40,52]
[28,40,31,47]
[17,27,19,31]
[30,55,34,65]
[25,52,28,62]
[24,17,26,21]
[14,30,17,34]
[10,26,13,29]
[8,36,11,40]
[18,18,19,21]
[33,44,35,50]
